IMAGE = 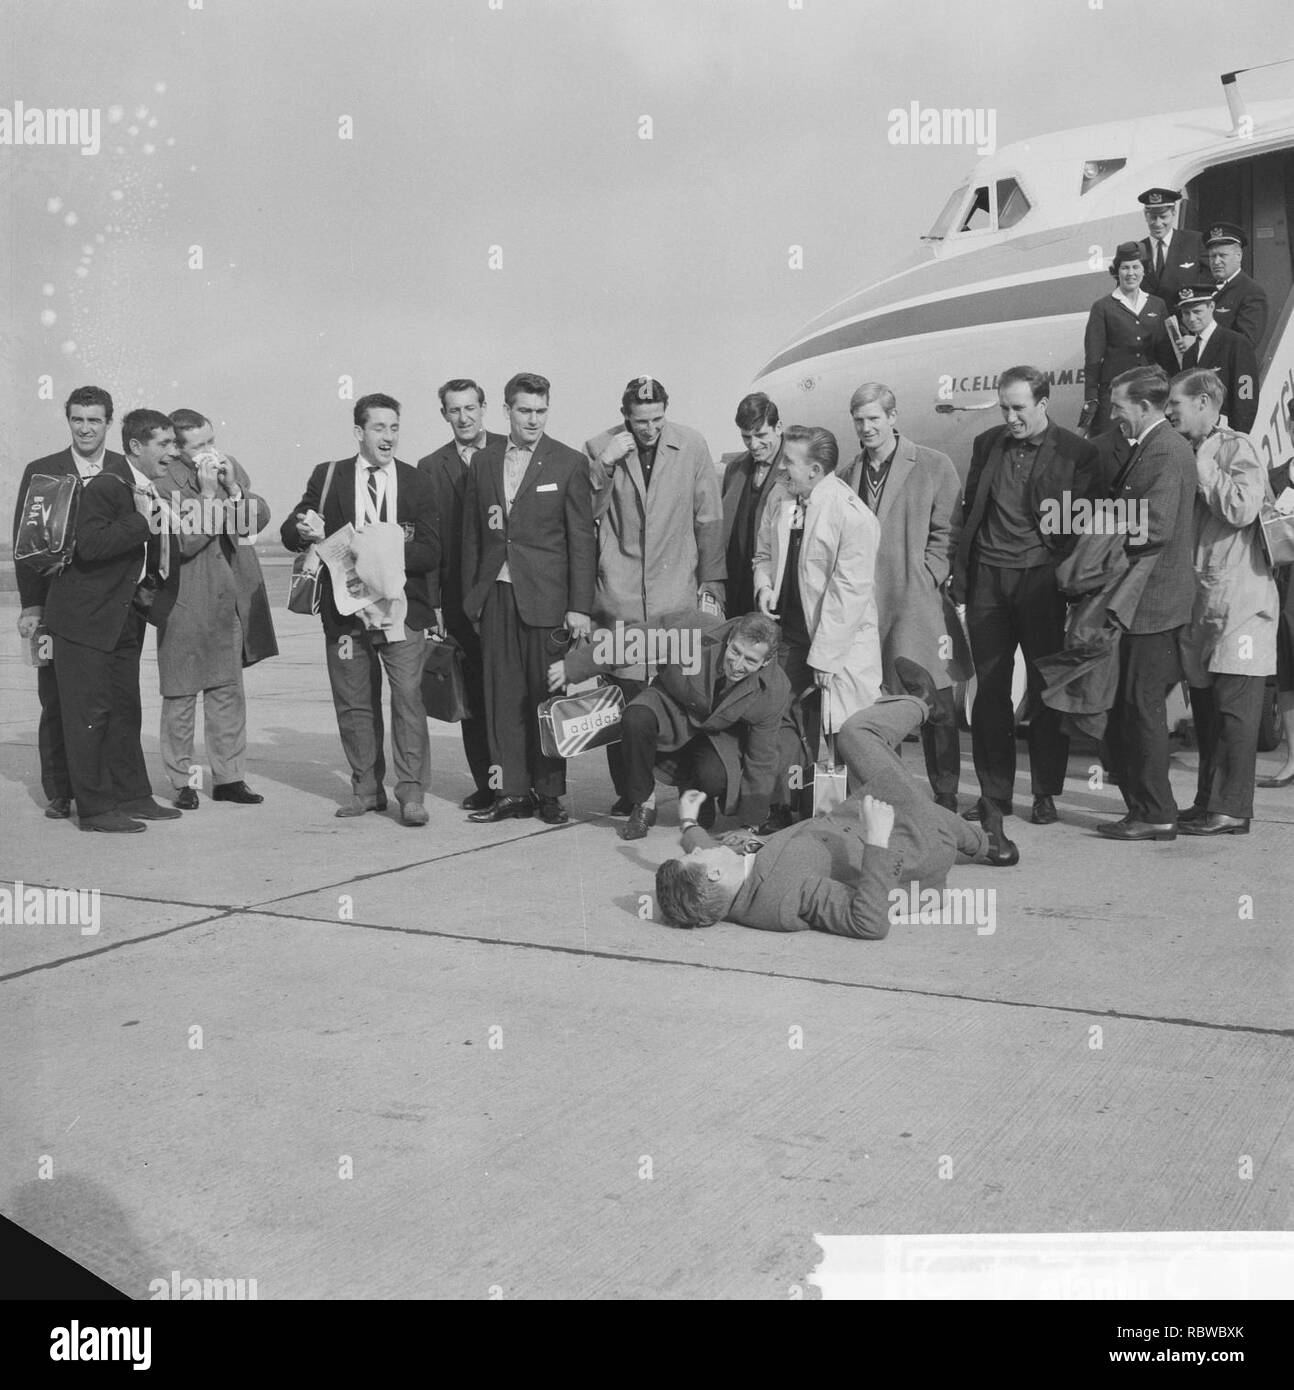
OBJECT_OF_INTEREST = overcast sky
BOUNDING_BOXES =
[3,0,1293,525]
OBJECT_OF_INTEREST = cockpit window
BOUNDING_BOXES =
[1081,158,1126,194]
[996,178,1031,228]
[925,183,970,240]
[959,185,992,233]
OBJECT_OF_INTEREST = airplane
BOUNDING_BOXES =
[752,68,1294,744]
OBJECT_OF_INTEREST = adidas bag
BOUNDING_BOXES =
[14,473,81,576]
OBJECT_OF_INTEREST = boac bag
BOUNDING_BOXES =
[14,473,81,576]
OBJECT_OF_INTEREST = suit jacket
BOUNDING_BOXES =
[721,447,784,619]
[565,610,790,824]
[155,454,275,695]
[417,431,507,635]
[1139,228,1206,309]
[1083,292,1170,398]
[279,456,439,639]
[838,437,962,689]
[583,420,724,676]
[11,447,127,610]
[461,434,596,627]
[1210,270,1269,347]
[1108,419,1198,634]
[43,456,179,651]
[952,421,1100,601]
[753,474,883,727]
[1157,324,1260,433]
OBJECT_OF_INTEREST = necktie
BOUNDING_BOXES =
[148,485,171,579]
[1183,341,1199,369]
[367,466,382,521]
[1155,240,1164,279]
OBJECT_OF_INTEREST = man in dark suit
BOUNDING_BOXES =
[548,610,790,840]
[417,378,507,811]
[12,385,124,818]
[1205,222,1269,348]
[461,372,596,825]
[281,393,440,826]
[1097,366,1199,841]
[721,392,786,620]
[42,408,184,833]
[1155,286,1259,433]
[652,661,1017,935]
[950,365,1099,826]
[1137,187,1206,312]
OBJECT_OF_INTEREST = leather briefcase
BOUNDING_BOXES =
[537,683,625,759]
[421,634,474,722]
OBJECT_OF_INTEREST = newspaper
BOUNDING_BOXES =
[315,524,375,615]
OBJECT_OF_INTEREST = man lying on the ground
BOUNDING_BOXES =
[548,609,790,839]
[653,659,1019,936]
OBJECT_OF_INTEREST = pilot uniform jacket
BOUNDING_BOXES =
[951,421,1100,601]
[461,434,596,627]
[155,454,275,696]
[753,473,884,729]
[1084,291,1170,404]
[280,457,439,640]
[44,457,179,650]
[1139,228,1206,309]
[1155,323,1260,434]
[564,610,791,825]
[1179,427,1278,684]
[1210,271,1269,347]
[417,431,507,633]
[1107,420,1198,635]
[583,420,724,677]
[12,447,127,611]
[721,447,784,619]
[838,437,962,690]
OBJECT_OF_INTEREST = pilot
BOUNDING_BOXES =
[1205,222,1269,348]
[1154,286,1259,434]
[1080,241,1171,437]
[1136,187,1205,313]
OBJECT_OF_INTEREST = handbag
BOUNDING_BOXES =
[1258,503,1294,569]
[13,472,81,575]
[537,682,625,758]
[285,459,339,613]
[787,690,848,818]
[421,633,474,722]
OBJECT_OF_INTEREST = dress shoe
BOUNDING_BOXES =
[755,803,795,836]
[620,803,657,840]
[934,793,958,813]
[697,796,717,830]
[45,797,72,819]
[119,797,183,820]
[174,788,200,810]
[467,795,533,824]
[1096,819,1176,841]
[79,810,146,834]
[398,800,429,827]
[1179,813,1249,836]
[893,657,953,725]
[1030,794,1057,825]
[213,780,263,805]
[459,789,494,812]
[977,798,1020,866]
[535,796,569,825]
[963,796,1011,822]
[1256,772,1294,788]
[608,796,634,817]
[335,796,388,818]
[1177,804,1208,825]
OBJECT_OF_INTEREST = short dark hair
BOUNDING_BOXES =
[729,612,780,658]
[354,393,401,428]
[654,857,733,929]
[735,392,779,432]
[998,365,1050,403]
[438,379,485,409]
[168,408,210,444]
[1171,368,1226,410]
[65,385,113,421]
[121,408,173,452]
[1111,365,1169,411]
[621,376,669,415]
[782,424,839,474]
[504,373,550,405]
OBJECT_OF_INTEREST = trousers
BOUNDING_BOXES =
[1189,674,1266,819]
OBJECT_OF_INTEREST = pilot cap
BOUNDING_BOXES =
[1205,221,1246,249]
[1138,187,1182,207]
[1176,285,1217,308]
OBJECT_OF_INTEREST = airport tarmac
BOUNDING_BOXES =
[1,588,1291,1299]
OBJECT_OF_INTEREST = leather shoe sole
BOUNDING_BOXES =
[213,782,264,804]
[79,812,146,834]
[1096,820,1176,841]
[467,798,533,824]
[1178,816,1249,836]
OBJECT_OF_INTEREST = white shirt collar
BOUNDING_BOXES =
[126,460,153,490]
[1196,321,1216,349]
[1113,287,1148,314]
[1135,417,1167,448]
[457,431,487,458]
[72,444,107,476]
